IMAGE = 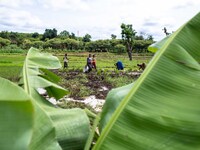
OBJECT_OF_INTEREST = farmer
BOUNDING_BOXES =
[137,62,146,71]
[63,53,68,68]
[85,53,92,73]
[92,54,97,70]
[115,60,124,70]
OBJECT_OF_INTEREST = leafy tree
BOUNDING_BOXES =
[44,38,62,49]
[134,40,154,53]
[42,28,57,40]
[147,35,154,41]
[22,39,32,49]
[66,38,80,50]
[110,39,122,52]
[69,32,76,39]
[59,30,70,38]
[0,31,9,39]
[0,37,11,48]
[32,41,44,49]
[121,23,137,61]
[94,40,111,52]
[32,32,39,38]
[111,34,117,39]
[82,34,91,42]
[114,44,126,54]
[163,27,170,36]
[135,35,144,40]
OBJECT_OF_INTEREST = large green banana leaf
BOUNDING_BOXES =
[0,77,34,150]
[20,47,90,150]
[99,83,134,132]
[148,35,170,53]
[93,12,200,149]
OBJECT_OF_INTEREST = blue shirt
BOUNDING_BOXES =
[116,61,124,70]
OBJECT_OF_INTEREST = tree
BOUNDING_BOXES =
[69,32,76,39]
[82,34,91,42]
[114,44,126,54]
[163,27,170,36]
[121,23,137,61]
[147,35,154,41]
[32,32,39,38]
[0,31,9,39]
[0,37,11,48]
[111,34,117,39]
[42,28,57,40]
[59,30,70,38]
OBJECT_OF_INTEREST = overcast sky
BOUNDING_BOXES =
[0,0,199,41]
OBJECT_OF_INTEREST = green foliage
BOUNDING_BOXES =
[1,47,90,150]
[83,34,92,42]
[111,34,117,39]
[42,28,57,40]
[114,44,126,53]
[0,44,24,53]
[121,23,137,60]
[0,77,34,150]
[0,29,153,53]
[0,66,21,82]
[0,37,11,48]
[59,30,70,38]
[134,40,154,53]
[32,32,39,38]
[92,12,200,150]
[1,12,200,150]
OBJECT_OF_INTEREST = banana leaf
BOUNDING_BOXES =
[94,12,200,150]
[99,83,134,132]
[20,47,90,150]
[0,77,34,150]
[148,35,170,53]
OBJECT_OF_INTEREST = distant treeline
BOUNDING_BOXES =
[0,28,154,53]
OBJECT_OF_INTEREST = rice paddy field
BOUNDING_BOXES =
[0,52,153,81]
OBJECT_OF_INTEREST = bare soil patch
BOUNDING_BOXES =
[53,69,141,100]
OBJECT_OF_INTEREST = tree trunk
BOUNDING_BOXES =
[127,43,132,61]
[127,50,132,61]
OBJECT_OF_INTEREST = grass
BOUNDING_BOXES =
[0,51,153,113]
[0,66,22,82]
[0,52,153,97]
[0,54,25,81]
[57,52,152,71]
[0,54,25,66]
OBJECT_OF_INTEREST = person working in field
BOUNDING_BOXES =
[63,53,68,68]
[115,60,124,70]
[92,54,97,70]
[137,62,146,71]
[84,53,92,73]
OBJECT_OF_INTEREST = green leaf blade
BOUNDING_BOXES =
[94,12,200,150]
[0,77,34,150]
[21,47,90,150]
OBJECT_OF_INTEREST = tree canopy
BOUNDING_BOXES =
[121,23,137,60]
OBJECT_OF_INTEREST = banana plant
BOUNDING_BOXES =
[0,47,90,150]
[0,77,33,150]
[91,12,200,150]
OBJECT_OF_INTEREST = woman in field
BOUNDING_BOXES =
[92,54,96,70]
[63,53,68,68]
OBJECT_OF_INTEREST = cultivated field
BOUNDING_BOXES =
[0,52,152,81]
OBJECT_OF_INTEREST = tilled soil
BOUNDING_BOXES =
[53,69,113,99]
[53,69,141,100]
[84,72,113,99]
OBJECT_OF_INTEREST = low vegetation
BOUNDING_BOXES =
[1,11,200,150]
[0,51,150,107]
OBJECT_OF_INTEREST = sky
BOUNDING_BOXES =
[0,0,199,41]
